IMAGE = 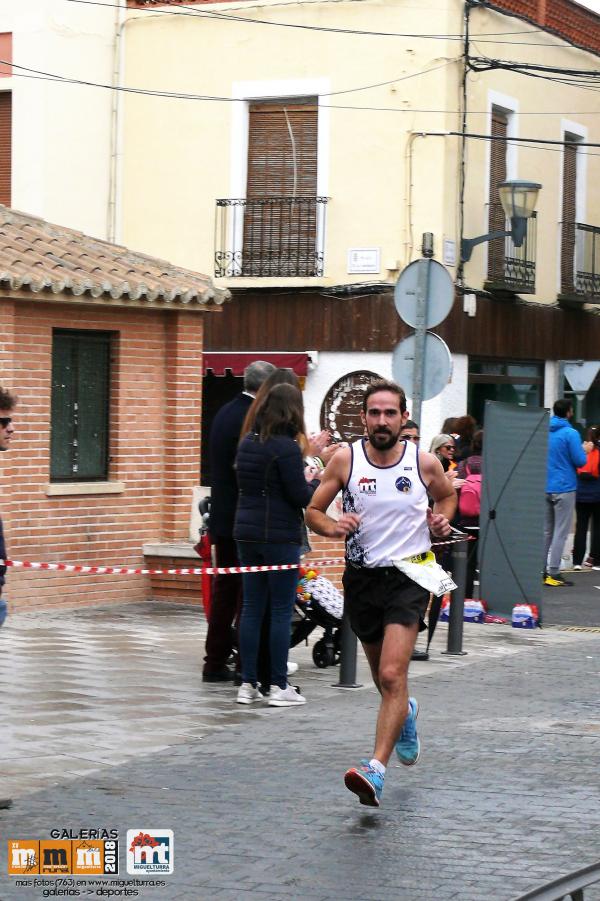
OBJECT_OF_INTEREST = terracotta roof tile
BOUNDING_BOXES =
[0,205,230,309]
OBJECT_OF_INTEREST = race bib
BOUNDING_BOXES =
[392,551,457,597]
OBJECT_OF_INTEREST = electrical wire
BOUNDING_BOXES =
[0,56,458,100]
[7,64,600,158]
[64,0,580,48]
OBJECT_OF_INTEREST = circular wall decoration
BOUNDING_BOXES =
[320,370,383,443]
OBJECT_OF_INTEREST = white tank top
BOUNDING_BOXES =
[343,438,430,567]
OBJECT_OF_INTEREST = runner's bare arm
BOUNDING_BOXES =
[305,448,360,538]
[419,451,457,537]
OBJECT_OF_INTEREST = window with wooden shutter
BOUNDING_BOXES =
[243,98,319,276]
[487,108,508,282]
[50,330,111,481]
[0,92,11,206]
[561,137,578,294]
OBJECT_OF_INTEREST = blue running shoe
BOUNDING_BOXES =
[344,759,384,807]
[395,697,420,766]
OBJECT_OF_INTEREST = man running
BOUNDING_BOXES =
[305,380,456,807]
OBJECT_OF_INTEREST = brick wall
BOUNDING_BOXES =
[491,0,600,55]
[0,299,204,611]
[304,531,345,589]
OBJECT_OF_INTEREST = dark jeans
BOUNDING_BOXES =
[203,536,242,674]
[237,541,300,690]
[573,502,600,565]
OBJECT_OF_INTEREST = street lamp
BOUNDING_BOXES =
[461,179,542,262]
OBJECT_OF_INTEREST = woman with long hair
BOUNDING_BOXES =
[241,368,300,440]
[234,384,319,706]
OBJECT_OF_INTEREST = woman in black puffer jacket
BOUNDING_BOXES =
[234,384,319,707]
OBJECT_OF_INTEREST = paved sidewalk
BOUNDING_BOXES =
[2,603,600,900]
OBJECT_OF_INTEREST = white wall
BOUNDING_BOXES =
[303,351,469,450]
[544,361,559,410]
[0,0,117,237]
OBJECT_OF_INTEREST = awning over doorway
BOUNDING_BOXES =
[203,351,310,377]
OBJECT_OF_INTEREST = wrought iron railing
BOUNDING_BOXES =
[561,222,600,300]
[486,204,537,294]
[510,859,600,900]
[214,195,329,278]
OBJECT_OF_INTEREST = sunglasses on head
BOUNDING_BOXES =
[0,417,12,428]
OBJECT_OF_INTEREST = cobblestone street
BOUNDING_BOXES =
[2,603,600,900]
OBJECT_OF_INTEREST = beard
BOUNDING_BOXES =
[368,428,399,451]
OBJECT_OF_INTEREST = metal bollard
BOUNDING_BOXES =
[333,611,363,689]
[443,539,468,656]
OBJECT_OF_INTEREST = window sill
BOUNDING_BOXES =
[45,481,126,497]
[143,541,198,559]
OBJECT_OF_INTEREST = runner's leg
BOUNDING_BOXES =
[372,622,418,766]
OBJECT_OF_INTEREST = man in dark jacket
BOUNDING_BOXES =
[202,360,275,681]
[0,386,16,809]
[544,398,588,587]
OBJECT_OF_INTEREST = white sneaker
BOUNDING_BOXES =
[287,661,299,676]
[268,684,306,707]
[236,682,262,705]
[573,564,583,571]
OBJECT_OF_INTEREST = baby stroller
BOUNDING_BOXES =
[290,568,344,668]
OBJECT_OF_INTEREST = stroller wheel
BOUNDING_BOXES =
[313,638,335,668]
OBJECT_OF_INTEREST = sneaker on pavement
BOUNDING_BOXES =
[573,564,583,571]
[344,760,384,807]
[268,684,306,707]
[236,682,263,704]
[544,574,573,587]
[584,558,594,568]
[395,697,420,766]
[287,661,299,676]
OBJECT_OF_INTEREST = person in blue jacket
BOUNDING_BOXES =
[544,398,588,587]
[234,383,320,707]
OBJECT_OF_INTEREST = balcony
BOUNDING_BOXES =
[559,222,600,306]
[215,195,328,278]
[484,204,537,295]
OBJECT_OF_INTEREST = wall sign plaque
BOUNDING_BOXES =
[320,370,382,443]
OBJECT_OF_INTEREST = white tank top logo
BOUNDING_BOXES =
[343,438,431,568]
[358,477,376,494]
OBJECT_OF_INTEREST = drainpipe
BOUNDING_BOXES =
[107,2,126,243]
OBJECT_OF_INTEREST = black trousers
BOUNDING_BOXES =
[573,502,600,566]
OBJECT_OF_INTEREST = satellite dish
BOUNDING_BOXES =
[392,332,452,400]
[394,259,454,328]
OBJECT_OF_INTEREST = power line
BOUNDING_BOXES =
[0,56,458,100]
[7,60,600,143]
[65,0,574,47]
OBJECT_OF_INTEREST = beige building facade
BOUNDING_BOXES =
[115,0,600,445]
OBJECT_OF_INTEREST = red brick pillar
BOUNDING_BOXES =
[162,311,204,542]
[537,0,547,24]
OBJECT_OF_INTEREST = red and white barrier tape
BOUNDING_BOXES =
[0,559,300,576]
[0,536,473,578]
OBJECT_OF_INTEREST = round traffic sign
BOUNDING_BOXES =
[391,332,452,401]
[394,259,454,328]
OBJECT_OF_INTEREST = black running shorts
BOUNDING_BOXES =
[342,564,429,645]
